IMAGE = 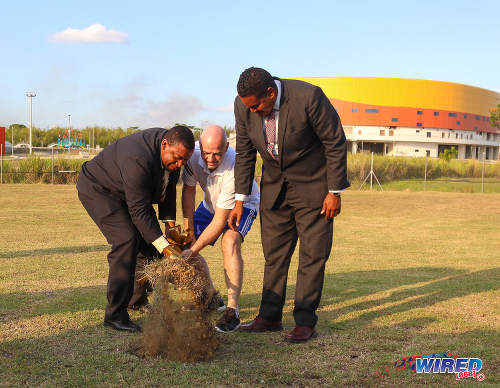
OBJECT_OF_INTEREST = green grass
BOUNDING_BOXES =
[0,185,499,387]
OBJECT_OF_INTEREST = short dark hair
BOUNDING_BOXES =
[163,125,195,150]
[237,67,277,98]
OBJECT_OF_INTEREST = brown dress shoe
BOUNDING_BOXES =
[239,315,283,332]
[283,325,317,343]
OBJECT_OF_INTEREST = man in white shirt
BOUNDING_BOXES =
[181,125,260,332]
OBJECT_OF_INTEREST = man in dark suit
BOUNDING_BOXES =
[77,126,194,332]
[228,67,350,343]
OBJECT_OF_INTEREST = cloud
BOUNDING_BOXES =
[139,92,204,127]
[215,103,234,113]
[50,24,128,43]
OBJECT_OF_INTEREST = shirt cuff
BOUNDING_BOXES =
[152,235,169,253]
[329,189,346,194]
[159,219,175,223]
[235,193,249,202]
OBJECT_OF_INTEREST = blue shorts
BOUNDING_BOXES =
[193,202,257,245]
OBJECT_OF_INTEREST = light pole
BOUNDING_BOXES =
[26,92,36,154]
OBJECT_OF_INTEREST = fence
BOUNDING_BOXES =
[351,152,500,193]
[0,146,91,184]
[1,149,499,192]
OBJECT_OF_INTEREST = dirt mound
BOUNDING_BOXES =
[134,232,219,362]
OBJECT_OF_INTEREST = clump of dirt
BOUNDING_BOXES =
[134,229,219,362]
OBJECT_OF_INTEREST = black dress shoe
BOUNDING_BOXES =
[103,318,142,333]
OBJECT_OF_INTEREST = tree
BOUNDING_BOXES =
[439,146,458,161]
[8,124,28,144]
[490,104,500,128]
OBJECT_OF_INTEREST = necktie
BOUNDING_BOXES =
[160,169,170,203]
[265,110,277,160]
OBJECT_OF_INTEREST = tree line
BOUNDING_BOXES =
[5,123,234,148]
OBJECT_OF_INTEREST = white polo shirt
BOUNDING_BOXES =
[182,143,260,214]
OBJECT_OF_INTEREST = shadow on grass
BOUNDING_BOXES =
[0,285,106,323]
[239,266,500,330]
[319,266,500,329]
[3,267,499,330]
[0,244,110,259]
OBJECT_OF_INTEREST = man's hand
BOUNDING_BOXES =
[320,193,341,221]
[164,221,175,235]
[228,200,244,231]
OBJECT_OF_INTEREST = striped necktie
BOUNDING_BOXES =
[265,110,277,160]
[160,169,170,203]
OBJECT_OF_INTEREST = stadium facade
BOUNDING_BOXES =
[295,77,500,160]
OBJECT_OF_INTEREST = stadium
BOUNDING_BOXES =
[296,77,500,160]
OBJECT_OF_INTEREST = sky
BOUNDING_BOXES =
[1,0,499,131]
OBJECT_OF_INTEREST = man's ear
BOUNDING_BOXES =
[224,142,229,151]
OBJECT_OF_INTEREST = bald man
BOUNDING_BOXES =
[181,125,260,332]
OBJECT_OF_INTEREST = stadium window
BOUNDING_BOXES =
[448,113,457,117]
[456,121,461,125]
[352,108,358,113]
[426,132,431,138]
[415,149,419,152]
[460,134,463,139]
[416,129,420,133]
[416,123,423,127]
[391,118,398,122]
[434,112,439,116]
[380,130,385,136]
[442,132,445,138]
[426,150,430,157]
[389,130,394,136]
[365,108,379,113]
[417,110,423,115]
[456,133,458,139]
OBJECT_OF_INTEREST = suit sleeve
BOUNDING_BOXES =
[121,156,164,244]
[158,169,178,221]
[307,87,350,191]
[234,96,257,196]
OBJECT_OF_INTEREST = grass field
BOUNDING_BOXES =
[1,185,499,387]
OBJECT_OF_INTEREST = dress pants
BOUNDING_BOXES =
[259,182,333,328]
[77,182,158,321]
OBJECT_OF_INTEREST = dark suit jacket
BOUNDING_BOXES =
[234,78,350,209]
[76,127,178,244]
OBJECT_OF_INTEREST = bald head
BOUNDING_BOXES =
[200,125,227,149]
[199,125,229,171]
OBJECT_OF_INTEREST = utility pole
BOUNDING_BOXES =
[26,92,36,154]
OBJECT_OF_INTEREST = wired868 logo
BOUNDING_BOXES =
[379,353,485,381]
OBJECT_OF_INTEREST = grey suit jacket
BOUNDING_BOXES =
[234,78,350,209]
[77,127,178,244]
